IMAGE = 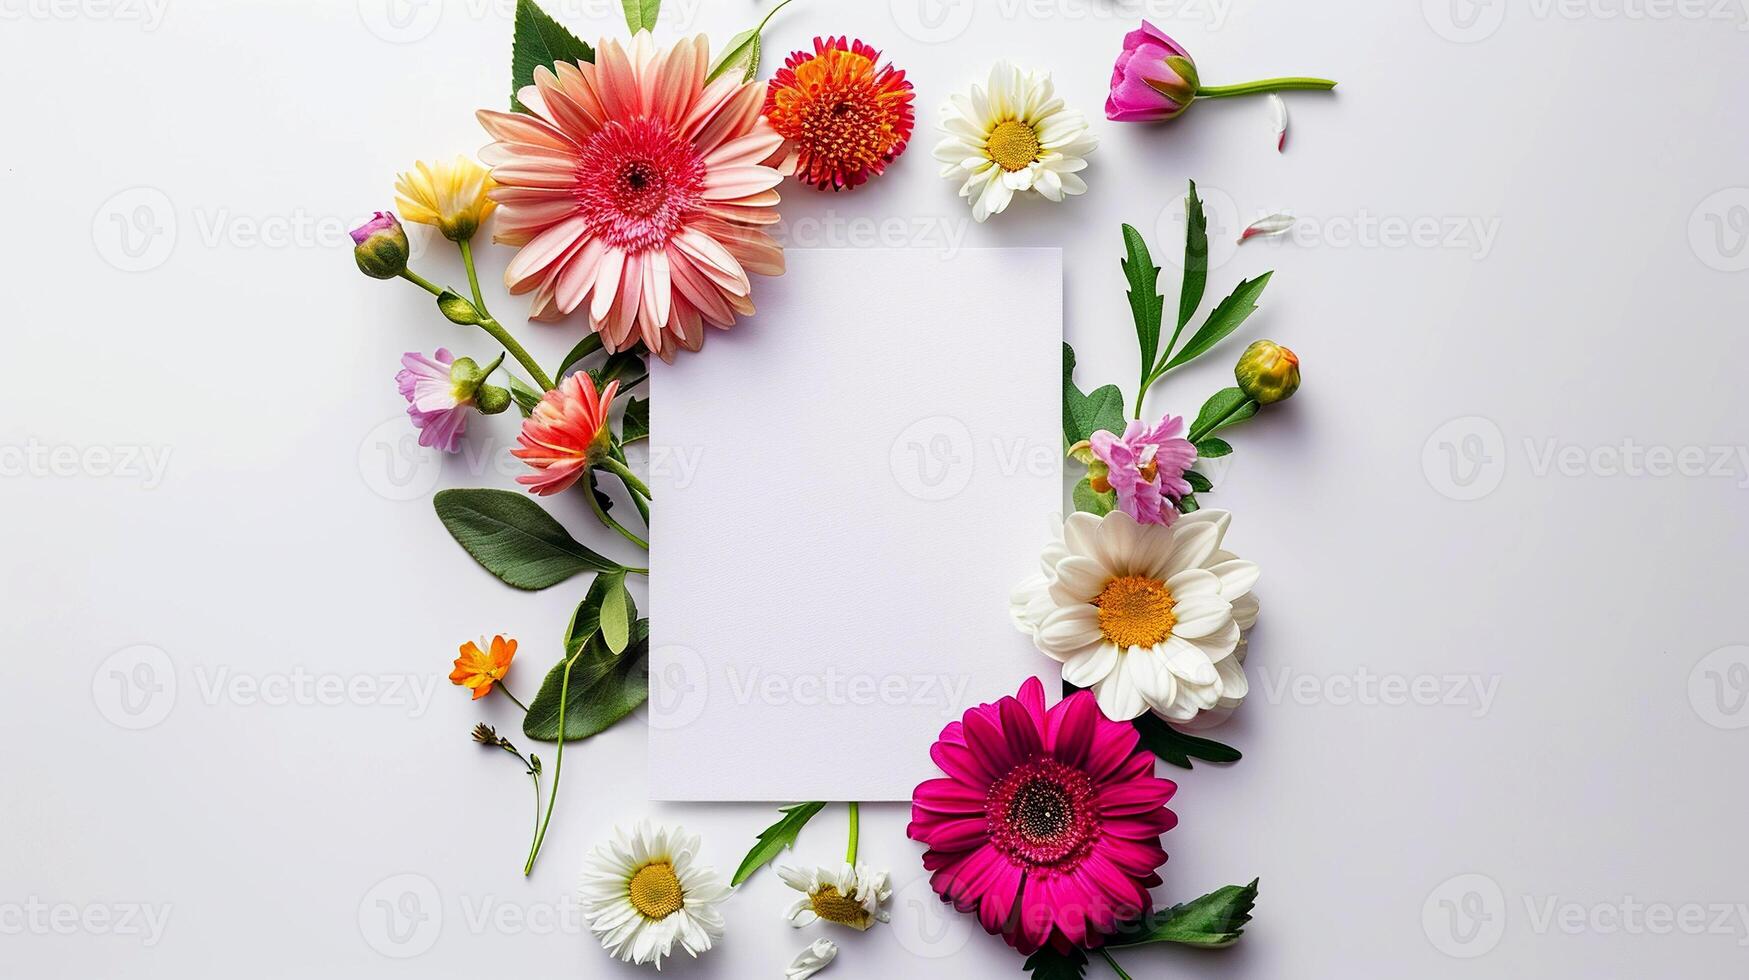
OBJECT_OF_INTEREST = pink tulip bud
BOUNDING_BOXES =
[1106,21,1200,122]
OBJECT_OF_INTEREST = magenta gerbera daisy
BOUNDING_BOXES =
[907,677,1177,954]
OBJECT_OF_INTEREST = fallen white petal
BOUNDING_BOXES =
[786,939,839,980]
[1269,94,1287,153]
[1239,213,1295,244]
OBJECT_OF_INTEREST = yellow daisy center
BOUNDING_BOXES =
[809,885,868,926]
[1093,575,1177,648]
[628,862,685,920]
[986,119,1040,172]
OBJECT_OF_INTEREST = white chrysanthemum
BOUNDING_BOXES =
[932,62,1097,222]
[778,863,892,931]
[786,938,839,980]
[579,821,731,968]
[1012,509,1259,725]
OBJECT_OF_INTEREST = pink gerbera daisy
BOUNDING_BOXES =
[1089,414,1197,526]
[512,372,619,496]
[477,32,787,362]
[908,677,1177,954]
[396,348,471,453]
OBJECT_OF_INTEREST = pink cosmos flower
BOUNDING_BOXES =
[908,677,1177,955]
[396,348,471,453]
[1106,21,1199,122]
[477,32,787,362]
[512,372,620,496]
[1090,415,1197,526]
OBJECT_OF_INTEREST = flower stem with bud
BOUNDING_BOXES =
[399,268,555,391]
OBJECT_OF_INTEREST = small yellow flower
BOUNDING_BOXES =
[394,156,496,241]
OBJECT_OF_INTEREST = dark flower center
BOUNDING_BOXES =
[986,758,1099,873]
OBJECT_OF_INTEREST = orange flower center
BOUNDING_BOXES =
[808,886,868,926]
[986,120,1040,172]
[765,44,914,187]
[1092,575,1177,648]
[627,862,684,920]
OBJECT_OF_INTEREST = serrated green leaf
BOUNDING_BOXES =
[1122,223,1164,380]
[1063,343,1128,445]
[1194,437,1233,459]
[434,489,621,590]
[1072,478,1115,516]
[525,617,649,741]
[1107,880,1260,949]
[1185,470,1213,493]
[620,0,660,33]
[732,802,826,885]
[511,0,594,113]
[1133,711,1240,769]
[620,396,649,444]
[1163,272,1272,372]
[599,572,631,654]
[1177,179,1209,336]
[1022,946,1088,980]
[1188,388,1260,443]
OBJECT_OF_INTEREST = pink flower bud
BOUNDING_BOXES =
[1106,21,1199,123]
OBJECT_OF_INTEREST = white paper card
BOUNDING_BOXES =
[647,248,1061,801]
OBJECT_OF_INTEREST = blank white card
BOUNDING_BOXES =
[648,248,1060,801]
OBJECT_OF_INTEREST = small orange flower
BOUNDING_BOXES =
[450,635,517,700]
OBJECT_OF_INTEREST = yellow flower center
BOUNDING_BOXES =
[986,119,1041,172]
[627,862,684,920]
[809,885,868,926]
[1093,575,1177,648]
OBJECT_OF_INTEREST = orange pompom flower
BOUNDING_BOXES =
[764,37,915,191]
[451,635,517,700]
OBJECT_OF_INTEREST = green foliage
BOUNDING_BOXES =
[1132,712,1240,769]
[510,0,594,113]
[1194,437,1233,459]
[1107,879,1260,949]
[1063,343,1127,445]
[620,396,649,444]
[1161,273,1273,372]
[1022,946,1088,980]
[556,334,603,380]
[732,802,826,885]
[434,489,622,590]
[1176,179,1209,335]
[1122,223,1164,383]
[1189,388,1260,443]
[620,0,660,33]
[1072,478,1116,516]
[524,575,648,742]
[508,375,544,417]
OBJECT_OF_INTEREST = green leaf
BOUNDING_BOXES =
[599,572,631,654]
[620,0,660,33]
[1107,879,1260,950]
[1185,470,1213,493]
[1022,946,1088,980]
[708,26,760,83]
[589,349,646,390]
[620,396,649,444]
[1063,342,1127,445]
[1189,388,1260,443]
[555,333,603,380]
[1072,478,1115,516]
[1121,223,1164,378]
[434,489,620,590]
[1133,712,1240,769]
[508,375,543,417]
[1163,272,1272,372]
[1194,437,1233,459]
[525,618,650,741]
[436,289,482,325]
[731,802,826,885]
[1177,492,1200,513]
[1177,179,1209,335]
[510,0,594,113]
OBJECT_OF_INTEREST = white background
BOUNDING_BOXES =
[4,0,1749,977]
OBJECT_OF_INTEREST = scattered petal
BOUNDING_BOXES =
[1269,94,1287,153]
[786,939,839,980]
[1239,213,1295,244]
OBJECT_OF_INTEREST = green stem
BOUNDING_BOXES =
[459,239,491,320]
[1197,77,1338,99]
[398,269,554,391]
[845,802,860,865]
[623,566,650,576]
[496,683,528,713]
[586,477,650,550]
[600,456,651,501]
[523,649,580,875]
[1097,948,1134,980]
[753,0,800,38]
[1189,397,1260,443]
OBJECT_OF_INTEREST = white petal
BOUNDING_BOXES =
[1269,93,1288,152]
[1159,635,1220,686]
[1206,558,1260,600]
[1037,606,1102,655]
[1050,556,1109,603]
[1167,594,1232,640]
[1214,655,1249,708]
[1092,653,1148,720]
[786,939,839,980]
[1150,520,1219,580]
[1231,593,1261,631]
[1239,213,1295,244]
[1063,640,1119,688]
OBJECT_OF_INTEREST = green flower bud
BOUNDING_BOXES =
[1234,340,1300,405]
[446,352,506,406]
[474,384,512,415]
[350,212,409,280]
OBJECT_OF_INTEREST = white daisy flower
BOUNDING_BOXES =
[778,862,892,931]
[579,821,731,968]
[785,938,839,980]
[1012,509,1260,724]
[933,62,1097,222]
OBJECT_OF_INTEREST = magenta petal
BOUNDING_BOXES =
[964,707,1021,776]
[998,697,1043,760]
[1048,691,1100,768]
[913,776,990,816]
